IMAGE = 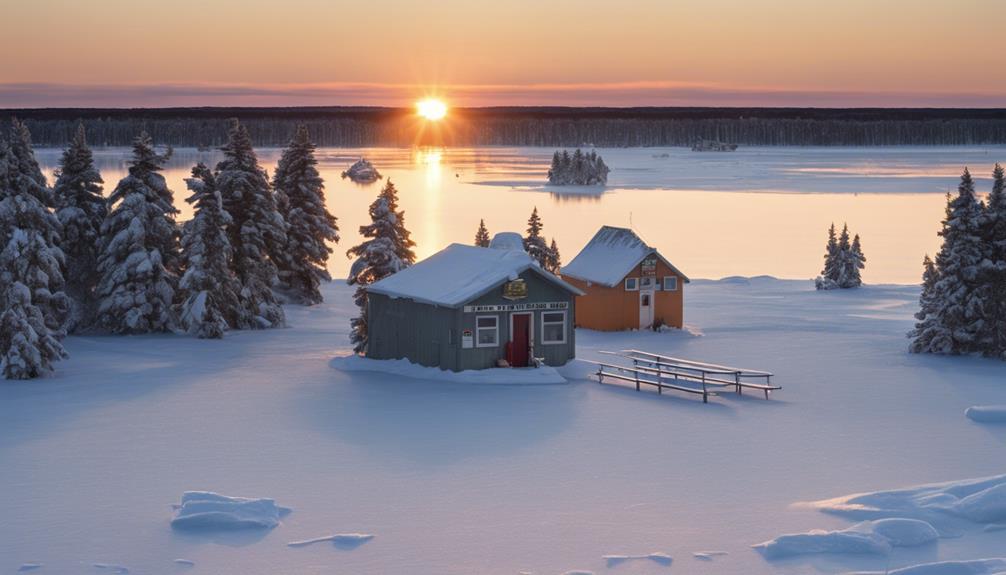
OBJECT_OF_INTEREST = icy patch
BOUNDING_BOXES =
[693,551,728,560]
[330,354,567,385]
[753,518,938,559]
[851,557,1006,575]
[804,473,1006,525]
[287,533,375,549]
[170,491,291,530]
[18,564,42,572]
[602,552,672,567]
[965,405,1006,424]
[92,564,129,574]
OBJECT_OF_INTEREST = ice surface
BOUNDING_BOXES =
[170,492,290,530]
[330,354,567,384]
[965,405,1006,424]
[754,518,939,559]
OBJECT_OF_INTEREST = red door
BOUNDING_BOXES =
[511,314,530,367]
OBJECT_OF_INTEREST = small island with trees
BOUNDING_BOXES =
[547,149,609,185]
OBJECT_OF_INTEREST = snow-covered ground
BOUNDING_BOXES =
[2,278,1005,574]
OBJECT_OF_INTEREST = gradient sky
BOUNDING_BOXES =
[2,0,1004,107]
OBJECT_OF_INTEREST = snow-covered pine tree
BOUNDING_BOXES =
[524,207,550,267]
[176,163,243,339]
[94,132,179,334]
[909,255,945,353]
[845,233,865,288]
[979,163,1006,356]
[215,119,287,328]
[547,151,561,184]
[815,223,840,290]
[474,219,491,247]
[272,125,339,305]
[0,130,69,378]
[6,119,52,206]
[918,169,988,354]
[545,237,562,274]
[346,179,416,353]
[53,122,106,332]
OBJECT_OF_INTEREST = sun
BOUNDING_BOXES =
[416,98,448,121]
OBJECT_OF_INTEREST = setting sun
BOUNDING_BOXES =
[416,98,448,121]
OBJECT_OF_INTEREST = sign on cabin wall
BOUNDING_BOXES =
[463,301,569,313]
[462,329,474,349]
[502,279,528,300]
[641,256,657,277]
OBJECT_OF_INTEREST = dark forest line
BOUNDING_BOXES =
[3,107,1006,147]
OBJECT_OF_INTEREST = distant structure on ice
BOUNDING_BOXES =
[341,158,382,183]
[692,139,738,152]
[365,242,583,371]
[562,226,689,331]
[547,149,609,185]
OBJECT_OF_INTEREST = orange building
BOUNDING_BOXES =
[561,226,689,330]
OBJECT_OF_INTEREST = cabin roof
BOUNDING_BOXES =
[560,225,690,287]
[367,243,584,308]
[488,232,525,251]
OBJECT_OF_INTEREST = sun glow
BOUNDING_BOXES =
[416,98,448,121]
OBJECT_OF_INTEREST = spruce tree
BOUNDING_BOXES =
[94,133,179,334]
[816,223,840,290]
[545,237,562,274]
[215,119,287,328]
[846,233,865,288]
[177,164,242,339]
[346,179,416,353]
[909,255,945,353]
[474,219,491,247]
[272,125,339,305]
[524,207,550,267]
[983,163,1006,356]
[0,127,69,378]
[53,122,106,331]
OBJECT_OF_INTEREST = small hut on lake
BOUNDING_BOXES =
[365,242,584,371]
[561,226,689,330]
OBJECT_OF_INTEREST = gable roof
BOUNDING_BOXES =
[366,243,584,308]
[560,226,690,287]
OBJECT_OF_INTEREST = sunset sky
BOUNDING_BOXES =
[3,0,1004,108]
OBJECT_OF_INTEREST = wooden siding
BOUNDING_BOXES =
[565,256,685,331]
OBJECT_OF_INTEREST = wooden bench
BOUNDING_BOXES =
[616,350,782,400]
[582,360,726,403]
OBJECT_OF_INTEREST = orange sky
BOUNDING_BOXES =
[2,0,1004,107]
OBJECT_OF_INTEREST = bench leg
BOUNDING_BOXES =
[764,389,770,400]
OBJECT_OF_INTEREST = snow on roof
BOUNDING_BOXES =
[560,226,689,287]
[366,243,583,308]
[489,232,525,251]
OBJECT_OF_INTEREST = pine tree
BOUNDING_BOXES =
[915,169,987,354]
[272,125,339,305]
[547,151,561,184]
[524,207,550,267]
[846,233,865,288]
[53,122,106,332]
[545,237,562,273]
[94,133,179,334]
[177,163,242,339]
[909,255,944,353]
[0,127,69,378]
[474,219,491,247]
[979,163,1006,356]
[346,179,416,353]
[816,223,840,290]
[215,119,287,328]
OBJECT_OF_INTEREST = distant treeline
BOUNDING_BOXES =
[4,107,1006,147]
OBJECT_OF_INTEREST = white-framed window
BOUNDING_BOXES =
[663,276,678,291]
[541,311,567,344]
[476,315,499,347]
[624,277,639,291]
[640,277,656,290]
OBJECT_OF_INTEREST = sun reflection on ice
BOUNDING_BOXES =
[416,148,444,256]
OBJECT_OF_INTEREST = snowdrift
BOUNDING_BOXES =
[170,492,291,530]
[753,518,938,559]
[330,354,567,385]
[851,558,1006,575]
[965,405,1006,424]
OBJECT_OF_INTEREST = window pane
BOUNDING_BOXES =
[477,317,496,328]
[544,323,565,342]
[478,328,496,344]
[543,312,564,323]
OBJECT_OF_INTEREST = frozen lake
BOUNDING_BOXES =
[34,145,1006,284]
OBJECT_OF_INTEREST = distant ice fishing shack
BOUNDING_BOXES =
[364,234,584,371]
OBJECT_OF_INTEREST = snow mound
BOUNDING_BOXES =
[488,232,525,251]
[340,158,382,183]
[603,552,672,566]
[805,473,1006,525]
[330,354,567,385]
[965,405,1006,424]
[287,533,375,548]
[753,518,938,559]
[851,558,1006,575]
[170,491,291,530]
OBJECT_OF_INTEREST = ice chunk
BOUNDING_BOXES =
[170,491,290,530]
[753,518,938,559]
